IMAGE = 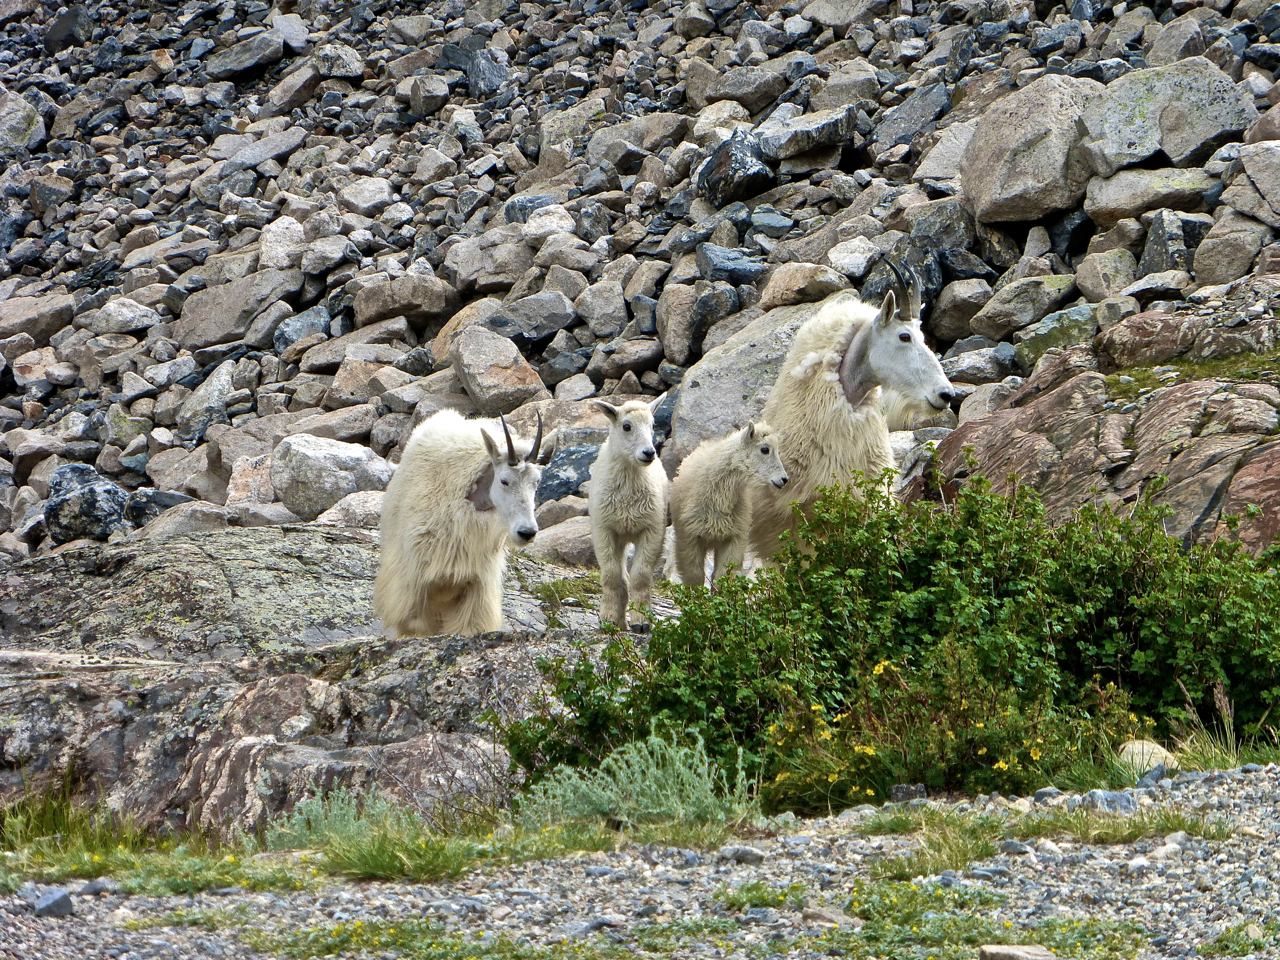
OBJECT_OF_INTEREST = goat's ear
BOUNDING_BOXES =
[466,464,495,512]
[480,428,501,463]
[647,392,667,413]
[877,288,898,328]
[745,421,758,441]
[537,428,560,465]
[593,399,619,421]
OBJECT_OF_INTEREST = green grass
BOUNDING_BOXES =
[855,803,1230,879]
[532,575,601,612]
[124,904,256,931]
[714,879,807,910]
[1104,348,1280,402]
[1201,921,1277,957]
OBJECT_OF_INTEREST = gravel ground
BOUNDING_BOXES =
[3,766,1279,960]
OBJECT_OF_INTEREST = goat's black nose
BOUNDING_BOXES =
[640,448,656,462]
[516,526,537,542]
[775,476,789,488]
[939,389,956,404]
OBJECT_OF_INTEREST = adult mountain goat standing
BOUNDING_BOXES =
[375,409,547,638]
[671,422,788,587]
[589,396,668,627]
[749,262,956,559]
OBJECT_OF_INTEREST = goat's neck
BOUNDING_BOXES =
[837,321,879,410]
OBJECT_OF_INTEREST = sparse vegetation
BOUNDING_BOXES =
[713,879,807,910]
[1201,921,1278,957]
[1105,348,1280,403]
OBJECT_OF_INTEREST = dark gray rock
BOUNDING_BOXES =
[537,443,599,503]
[467,49,507,99]
[124,489,197,529]
[889,783,928,802]
[274,305,332,354]
[874,83,949,147]
[205,32,285,81]
[504,195,556,224]
[1139,209,1189,276]
[695,243,767,285]
[43,464,130,544]
[44,6,91,54]
[35,889,72,918]
[486,292,577,346]
[697,133,775,209]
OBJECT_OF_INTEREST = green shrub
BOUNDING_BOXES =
[516,730,756,831]
[500,473,1280,812]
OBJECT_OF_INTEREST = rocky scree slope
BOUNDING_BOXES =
[3,0,1280,834]
[0,0,1279,562]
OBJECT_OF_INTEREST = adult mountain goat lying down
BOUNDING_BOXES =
[749,261,956,560]
[374,409,550,638]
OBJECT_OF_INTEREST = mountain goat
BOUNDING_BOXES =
[589,396,668,628]
[374,409,547,638]
[671,421,788,587]
[749,261,956,559]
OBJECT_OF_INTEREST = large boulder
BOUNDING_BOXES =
[1082,168,1212,228]
[353,274,459,332]
[960,75,1102,223]
[968,275,1079,340]
[667,299,827,467]
[270,434,394,521]
[42,464,130,544]
[175,269,304,350]
[449,325,551,416]
[1078,58,1258,176]
[0,293,74,346]
[1192,212,1273,285]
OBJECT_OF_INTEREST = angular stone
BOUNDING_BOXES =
[269,435,391,522]
[875,82,950,148]
[259,216,306,270]
[221,126,308,176]
[697,134,774,208]
[175,269,304,350]
[1082,168,1212,229]
[960,75,1102,222]
[1078,58,1258,176]
[0,294,74,347]
[486,291,577,346]
[1193,211,1273,285]
[205,32,284,81]
[314,42,364,78]
[176,359,235,443]
[449,325,550,416]
[0,82,46,155]
[1146,14,1205,68]
[827,236,881,279]
[575,281,628,339]
[707,66,786,114]
[34,890,72,918]
[263,64,321,118]
[410,75,450,117]
[942,343,1019,385]
[76,298,161,335]
[759,263,850,310]
[758,106,858,162]
[1076,249,1139,302]
[43,463,130,544]
[674,0,715,39]
[353,274,459,332]
[930,279,992,341]
[696,243,767,285]
[1013,304,1098,369]
[338,177,396,217]
[968,275,1078,340]
[811,59,880,112]
[803,0,886,31]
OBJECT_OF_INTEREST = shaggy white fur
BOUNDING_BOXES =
[589,397,668,627]
[671,422,787,587]
[374,409,542,638]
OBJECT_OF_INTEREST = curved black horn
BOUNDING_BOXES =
[885,258,921,320]
[525,411,544,463]
[499,415,519,467]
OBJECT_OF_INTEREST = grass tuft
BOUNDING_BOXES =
[713,879,806,910]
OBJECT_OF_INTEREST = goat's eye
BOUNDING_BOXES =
[899,332,911,343]
[500,479,510,486]
[761,446,770,455]
[622,422,632,432]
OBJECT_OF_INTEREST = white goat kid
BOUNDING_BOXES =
[749,261,955,559]
[671,421,788,587]
[374,409,546,638]
[588,396,668,628]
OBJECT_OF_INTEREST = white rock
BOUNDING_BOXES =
[269,434,394,521]
[827,236,881,278]
[521,204,577,247]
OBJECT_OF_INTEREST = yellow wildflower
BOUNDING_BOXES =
[993,760,1009,771]
[775,771,790,781]
[975,722,984,729]
[811,703,824,711]
[828,773,839,783]
[866,788,875,795]
[978,747,987,755]
[819,729,833,741]
[1030,748,1042,761]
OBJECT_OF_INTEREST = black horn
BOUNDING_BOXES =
[499,415,519,467]
[525,411,544,464]
[885,258,921,320]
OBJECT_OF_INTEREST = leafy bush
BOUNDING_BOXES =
[501,474,1280,812]
[515,730,756,831]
